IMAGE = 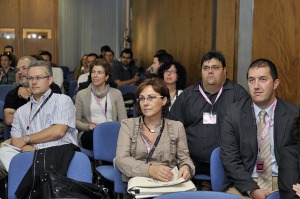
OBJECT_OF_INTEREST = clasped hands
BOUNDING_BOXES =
[149,164,191,182]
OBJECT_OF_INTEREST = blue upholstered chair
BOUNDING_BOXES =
[93,121,121,182]
[8,151,92,199]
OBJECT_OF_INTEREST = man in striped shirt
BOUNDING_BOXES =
[0,60,77,179]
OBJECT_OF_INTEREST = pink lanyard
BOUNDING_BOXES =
[92,93,107,118]
[141,134,151,154]
[199,85,223,108]
[257,99,277,151]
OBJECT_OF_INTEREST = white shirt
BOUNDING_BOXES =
[77,73,89,87]
[11,89,78,149]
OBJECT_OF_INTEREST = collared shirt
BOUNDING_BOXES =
[252,101,277,177]
[168,79,249,166]
[11,89,78,149]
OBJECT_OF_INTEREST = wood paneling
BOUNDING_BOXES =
[216,0,239,81]
[0,0,58,63]
[131,0,214,85]
[252,0,300,105]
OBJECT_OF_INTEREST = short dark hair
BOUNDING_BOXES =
[39,51,52,61]
[135,77,171,115]
[4,45,14,53]
[200,51,226,68]
[87,53,99,59]
[105,49,114,56]
[247,58,278,81]
[158,61,186,90]
[154,52,173,65]
[100,45,111,52]
[120,48,133,58]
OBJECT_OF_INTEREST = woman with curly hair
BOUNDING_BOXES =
[158,61,186,110]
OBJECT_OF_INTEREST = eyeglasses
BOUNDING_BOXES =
[136,95,164,103]
[27,75,50,81]
[202,65,221,71]
[164,70,177,75]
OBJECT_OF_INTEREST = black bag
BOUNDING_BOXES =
[42,172,110,199]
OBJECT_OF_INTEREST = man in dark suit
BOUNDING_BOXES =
[220,58,299,199]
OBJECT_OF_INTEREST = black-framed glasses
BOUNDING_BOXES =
[202,65,221,71]
[137,95,164,103]
[27,75,50,81]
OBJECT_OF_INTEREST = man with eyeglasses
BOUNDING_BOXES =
[4,56,61,126]
[168,51,249,190]
[0,60,77,181]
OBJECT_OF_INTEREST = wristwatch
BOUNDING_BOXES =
[23,135,30,144]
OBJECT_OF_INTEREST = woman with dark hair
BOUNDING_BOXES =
[279,110,300,198]
[75,59,127,150]
[158,61,186,110]
[0,52,15,84]
[116,77,194,198]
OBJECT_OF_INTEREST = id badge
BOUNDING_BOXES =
[256,154,264,173]
[203,112,217,124]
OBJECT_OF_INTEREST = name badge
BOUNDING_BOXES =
[203,112,217,124]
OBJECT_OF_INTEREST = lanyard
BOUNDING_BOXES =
[257,99,277,151]
[27,91,53,131]
[92,93,107,118]
[138,117,165,163]
[199,85,223,110]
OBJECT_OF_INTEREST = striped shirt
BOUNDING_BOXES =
[11,89,78,149]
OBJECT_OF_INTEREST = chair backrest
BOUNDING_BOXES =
[0,100,4,121]
[68,79,78,98]
[0,84,13,101]
[153,191,242,199]
[59,66,70,80]
[266,191,280,199]
[3,123,11,140]
[210,147,224,191]
[117,85,138,95]
[8,151,92,199]
[114,164,126,194]
[93,121,121,162]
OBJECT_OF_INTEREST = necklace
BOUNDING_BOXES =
[144,122,155,133]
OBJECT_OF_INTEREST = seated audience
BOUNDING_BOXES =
[116,77,195,198]
[39,50,64,90]
[278,111,300,198]
[75,60,127,150]
[3,45,18,67]
[0,52,15,84]
[77,53,98,86]
[112,48,140,86]
[104,49,118,68]
[0,60,77,181]
[158,61,186,110]
[73,54,88,80]
[4,56,61,126]
[145,51,173,76]
[99,45,111,59]
[220,58,299,199]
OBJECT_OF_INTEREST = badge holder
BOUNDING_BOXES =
[256,154,265,173]
[203,112,217,124]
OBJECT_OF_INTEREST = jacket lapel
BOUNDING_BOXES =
[242,100,258,156]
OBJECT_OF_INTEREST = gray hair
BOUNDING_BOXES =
[19,56,37,63]
[28,60,53,76]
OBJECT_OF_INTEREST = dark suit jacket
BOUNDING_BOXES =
[279,144,300,199]
[220,96,299,195]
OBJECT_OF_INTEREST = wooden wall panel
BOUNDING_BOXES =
[216,0,238,81]
[252,0,300,105]
[131,0,213,86]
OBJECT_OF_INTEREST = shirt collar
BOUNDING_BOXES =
[253,99,276,119]
[30,88,52,104]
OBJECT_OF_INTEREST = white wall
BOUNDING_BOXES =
[59,0,125,70]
